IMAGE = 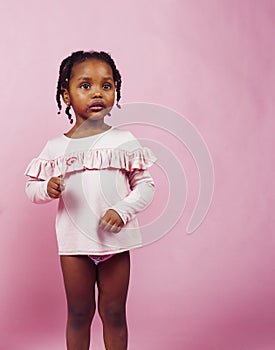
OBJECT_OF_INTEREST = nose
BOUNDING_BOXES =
[93,92,102,99]
[91,85,102,98]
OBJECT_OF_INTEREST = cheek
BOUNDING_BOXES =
[104,92,115,106]
[109,91,116,103]
[71,91,86,102]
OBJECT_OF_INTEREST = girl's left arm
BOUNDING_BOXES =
[109,169,155,224]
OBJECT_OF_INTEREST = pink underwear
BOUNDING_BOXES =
[88,254,114,265]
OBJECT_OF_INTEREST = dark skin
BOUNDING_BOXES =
[48,58,124,233]
[48,59,129,349]
[60,252,130,350]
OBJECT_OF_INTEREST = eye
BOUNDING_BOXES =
[80,83,91,89]
[102,83,112,90]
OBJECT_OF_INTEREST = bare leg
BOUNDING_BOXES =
[97,251,130,350]
[60,255,97,350]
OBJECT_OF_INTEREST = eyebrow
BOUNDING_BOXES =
[77,76,114,81]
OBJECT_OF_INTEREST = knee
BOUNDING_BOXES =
[67,303,95,330]
[99,303,126,329]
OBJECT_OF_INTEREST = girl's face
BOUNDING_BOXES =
[63,59,115,124]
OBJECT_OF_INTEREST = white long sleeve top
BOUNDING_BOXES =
[24,127,157,255]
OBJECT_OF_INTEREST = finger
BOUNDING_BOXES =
[110,225,122,233]
[49,185,62,193]
[59,182,65,191]
[53,187,62,194]
[99,212,111,225]
[99,216,107,227]
[99,217,123,233]
[100,218,113,231]
[48,188,63,198]
[49,181,60,190]
[51,180,65,192]
[58,176,66,189]
[56,177,65,188]
[102,220,112,230]
[104,219,122,233]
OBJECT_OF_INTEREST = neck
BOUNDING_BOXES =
[67,119,111,138]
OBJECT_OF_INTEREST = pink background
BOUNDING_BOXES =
[1,1,275,349]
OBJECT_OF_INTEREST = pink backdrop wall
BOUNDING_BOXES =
[1,1,275,349]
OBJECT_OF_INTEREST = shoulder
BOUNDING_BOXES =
[106,127,141,151]
[47,134,66,146]
[108,127,135,140]
[38,135,67,159]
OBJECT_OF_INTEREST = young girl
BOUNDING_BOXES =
[24,50,157,350]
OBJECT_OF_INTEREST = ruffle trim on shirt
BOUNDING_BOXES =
[25,147,157,180]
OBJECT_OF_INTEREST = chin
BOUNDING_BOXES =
[87,113,106,121]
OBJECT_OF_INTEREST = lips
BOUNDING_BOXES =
[87,101,106,112]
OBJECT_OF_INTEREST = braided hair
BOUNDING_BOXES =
[56,50,122,124]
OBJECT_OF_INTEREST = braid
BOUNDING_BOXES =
[98,51,122,105]
[56,50,122,122]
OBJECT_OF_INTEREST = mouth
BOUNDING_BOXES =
[87,101,107,112]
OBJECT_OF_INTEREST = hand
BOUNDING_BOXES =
[47,176,65,199]
[99,209,124,233]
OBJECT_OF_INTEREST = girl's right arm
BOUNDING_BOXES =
[25,176,65,203]
[25,177,53,204]
[25,140,64,203]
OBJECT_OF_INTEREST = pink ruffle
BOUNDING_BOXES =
[25,147,157,180]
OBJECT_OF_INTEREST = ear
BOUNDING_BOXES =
[62,89,71,106]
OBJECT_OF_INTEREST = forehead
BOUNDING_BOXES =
[70,58,113,79]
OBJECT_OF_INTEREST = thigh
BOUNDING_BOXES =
[97,251,130,306]
[60,255,97,312]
